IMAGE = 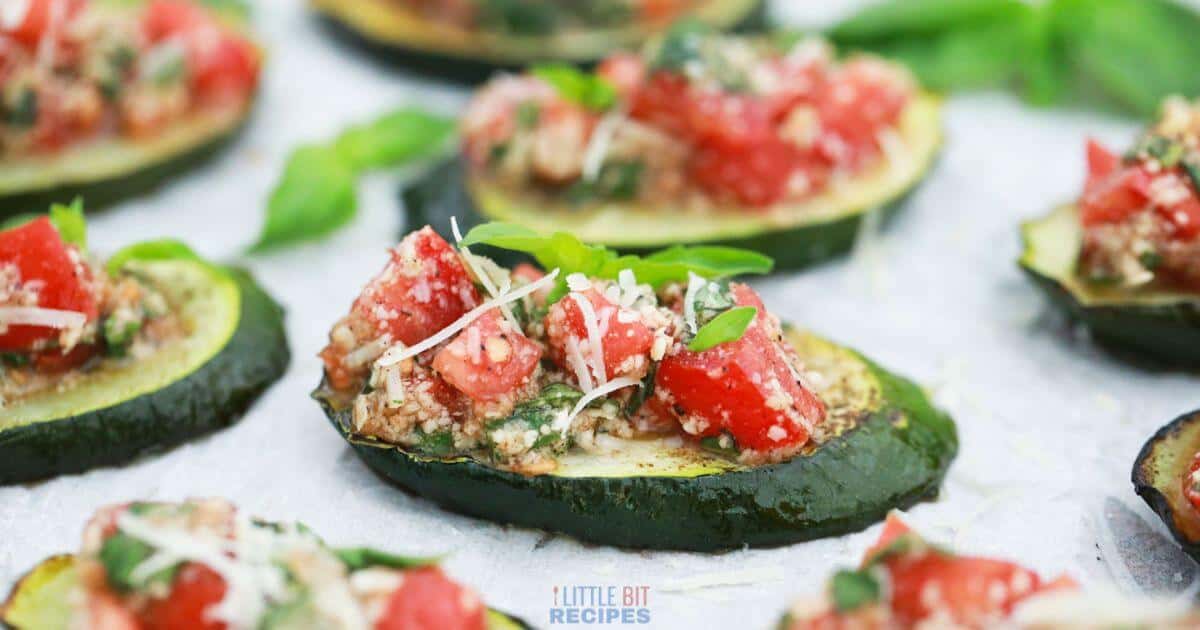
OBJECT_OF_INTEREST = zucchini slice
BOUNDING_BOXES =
[1133,410,1200,562]
[312,0,765,82]
[0,107,251,217]
[0,556,531,630]
[404,93,943,270]
[0,260,290,484]
[1020,204,1200,366]
[314,328,958,551]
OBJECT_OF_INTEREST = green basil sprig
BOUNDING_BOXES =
[532,64,617,111]
[334,547,440,571]
[688,306,756,352]
[250,107,456,252]
[829,0,1200,117]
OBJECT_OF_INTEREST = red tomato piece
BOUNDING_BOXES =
[812,60,910,170]
[432,309,541,403]
[654,284,825,451]
[32,342,96,371]
[882,553,1044,626]
[545,288,655,383]
[685,90,774,150]
[375,567,486,630]
[139,563,228,630]
[0,217,96,352]
[87,590,141,630]
[1184,453,1200,512]
[596,53,645,98]
[1085,139,1120,187]
[1080,164,1153,226]
[142,0,260,104]
[1158,182,1200,241]
[352,227,481,348]
[3,0,86,49]
[861,512,912,563]
[688,137,803,207]
[628,72,692,138]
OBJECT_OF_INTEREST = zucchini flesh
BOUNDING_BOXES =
[0,261,290,484]
[312,0,764,69]
[0,556,530,630]
[314,329,958,551]
[1133,410,1200,561]
[404,94,942,270]
[1020,204,1200,366]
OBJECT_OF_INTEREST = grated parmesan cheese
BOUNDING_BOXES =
[449,217,519,329]
[567,292,607,386]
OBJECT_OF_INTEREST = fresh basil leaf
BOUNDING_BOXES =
[644,246,773,279]
[830,570,882,612]
[532,64,617,111]
[49,197,86,249]
[251,144,357,252]
[106,239,205,276]
[830,0,1029,41]
[334,108,457,172]
[688,306,756,352]
[99,533,180,593]
[334,548,439,572]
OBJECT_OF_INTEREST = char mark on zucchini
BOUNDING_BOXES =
[314,221,957,550]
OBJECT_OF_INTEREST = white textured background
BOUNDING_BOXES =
[4,1,1200,627]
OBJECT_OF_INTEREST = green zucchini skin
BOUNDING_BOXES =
[314,339,957,552]
[1132,410,1200,562]
[1020,266,1200,367]
[1019,206,1200,367]
[0,116,249,219]
[403,159,923,271]
[313,1,767,84]
[0,268,290,485]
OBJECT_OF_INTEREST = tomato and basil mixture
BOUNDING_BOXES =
[69,499,488,629]
[1078,97,1200,291]
[461,25,914,209]
[0,0,258,157]
[785,514,1080,629]
[320,223,839,472]
[388,0,700,35]
[0,203,177,407]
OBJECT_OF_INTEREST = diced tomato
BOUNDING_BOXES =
[86,590,141,630]
[545,288,655,383]
[1159,182,1200,240]
[139,563,228,630]
[689,137,804,207]
[596,53,645,97]
[654,284,825,451]
[0,217,96,352]
[351,227,481,348]
[1184,453,1200,512]
[1080,164,1152,226]
[375,567,486,630]
[861,512,912,563]
[3,0,86,49]
[628,72,692,138]
[1085,139,1120,187]
[432,309,541,403]
[882,552,1044,626]
[32,342,96,371]
[142,0,260,104]
[812,60,910,169]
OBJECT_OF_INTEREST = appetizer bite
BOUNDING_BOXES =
[1021,97,1200,365]
[1134,409,1200,562]
[0,202,288,484]
[780,513,1200,629]
[312,0,763,79]
[0,498,528,629]
[313,222,957,551]
[0,0,261,214]
[407,26,943,269]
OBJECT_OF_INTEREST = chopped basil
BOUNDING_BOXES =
[103,317,142,358]
[516,102,541,129]
[566,160,644,204]
[150,50,187,86]
[830,569,882,612]
[651,20,710,72]
[486,383,582,453]
[691,281,735,328]
[699,433,739,457]
[334,547,438,571]
[0,352,29,367]
[624,363,658,417]
[1127,134,1185,167]
[531,64,617,111]
[688,306,757,352]
[1184,160,1200,194]
[6,87,37,127]
[1139,250,1163,271]
[99,532,179,593]
[413,429,455,457]
[478,0,557,35]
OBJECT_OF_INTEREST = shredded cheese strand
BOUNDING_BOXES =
[568,292,607,386]
[554,376,641,437]
[0,306,87,329]
[564,336,594,393]
[449,217,520,329]
[582,110,625,182]
[375,269,559,367]
[682,272,707,334]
